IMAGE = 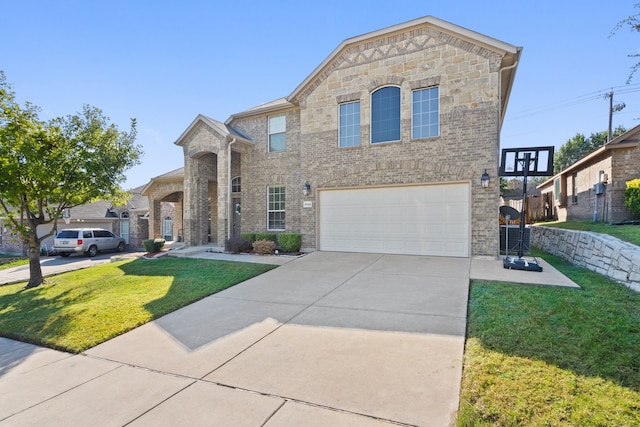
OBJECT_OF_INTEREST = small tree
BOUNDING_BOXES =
[624,179,640,218]
[0,72,142,287]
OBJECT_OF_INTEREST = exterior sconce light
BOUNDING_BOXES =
[303,182,311,196]
[481,170,490,188]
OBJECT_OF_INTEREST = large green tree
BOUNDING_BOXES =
[0,72,142,288]
[554,126,626,173]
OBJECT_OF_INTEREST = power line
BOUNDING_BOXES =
[508,84,640,121]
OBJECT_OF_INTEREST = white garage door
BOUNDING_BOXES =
[318,183,469,257]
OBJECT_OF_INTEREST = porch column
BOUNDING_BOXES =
[183,156,210,246]
[216,143,230,247]
[149,199,161,239]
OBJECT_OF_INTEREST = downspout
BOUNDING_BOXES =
[227,137,237,244]
[498,60,519,140]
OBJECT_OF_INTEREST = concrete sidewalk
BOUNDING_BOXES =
[0,251,579,426]
[0,254,114,286]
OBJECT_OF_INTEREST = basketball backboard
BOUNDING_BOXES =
[499,146,554,177]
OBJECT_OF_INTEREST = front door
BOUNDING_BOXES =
[232,197,241,238]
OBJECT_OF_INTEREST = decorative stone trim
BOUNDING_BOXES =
[410,76,442,90]
[336,92,362,104]
[531,225,640,292]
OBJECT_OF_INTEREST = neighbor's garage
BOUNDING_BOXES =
[318,183,470,257]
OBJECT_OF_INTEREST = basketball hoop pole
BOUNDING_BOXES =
[517,153,530,258]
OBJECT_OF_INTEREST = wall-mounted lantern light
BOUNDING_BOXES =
[481,170,490,188]
[303,182,311,196]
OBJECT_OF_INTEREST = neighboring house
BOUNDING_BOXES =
[0,186,150,254]
[538,125,640,223]
[144,16,521,258]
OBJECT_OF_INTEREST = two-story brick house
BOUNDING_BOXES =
[143,16,521,258]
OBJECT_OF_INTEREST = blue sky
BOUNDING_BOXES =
[3,1,639,188]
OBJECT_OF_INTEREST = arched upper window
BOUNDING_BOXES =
[232,176,241,193]
[371,86,401,144]
[120,211,129,219]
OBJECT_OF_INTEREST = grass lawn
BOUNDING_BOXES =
[0,254,29,271]
[459,251,640,426]
[538,220,640,247]
[0,257,276,353]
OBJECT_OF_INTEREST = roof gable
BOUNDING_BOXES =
[175,114,253,147]
[229,16,521,123]
[289,16,520,105]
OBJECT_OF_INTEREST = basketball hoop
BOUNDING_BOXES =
[499,146,555,272]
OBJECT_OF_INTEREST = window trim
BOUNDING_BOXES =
[554,177,562,202]
[267,186,286,231]
[231,176,241,194]
[411,86,440,140]
[370,85,401,144]
[268,114,286,153]
[338,101,361,148]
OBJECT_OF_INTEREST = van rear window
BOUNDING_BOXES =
[57,230,78,239]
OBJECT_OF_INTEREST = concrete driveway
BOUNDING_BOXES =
[0,251,470,426]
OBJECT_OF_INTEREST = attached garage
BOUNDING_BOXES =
[318,183,470,257]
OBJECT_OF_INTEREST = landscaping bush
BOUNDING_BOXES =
[253,239,276,255]
[254,233,277,243]
[278,233,301,253]
[624,178,640,218]
[240,233,256,243]
[143,238,165,253]
[225,237,252,254]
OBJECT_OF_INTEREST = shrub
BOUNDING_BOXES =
[225,237,252,254]
[278,233,301,253]
[253,239,276,255]
[624,179,640,218]
[240,233,256,243]
[255,233,277,243]
[143,238,165,253]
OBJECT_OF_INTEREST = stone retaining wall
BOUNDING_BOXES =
[530,226,640,292]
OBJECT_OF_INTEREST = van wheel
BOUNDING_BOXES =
[117,242,126,252]
[87,245,98,257]
[59,253,70,257]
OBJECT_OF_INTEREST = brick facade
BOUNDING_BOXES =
[148,17,521,257]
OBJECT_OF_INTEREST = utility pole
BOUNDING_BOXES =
[607,91,626,142]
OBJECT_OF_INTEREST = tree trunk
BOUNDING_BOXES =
[25,242,44,288]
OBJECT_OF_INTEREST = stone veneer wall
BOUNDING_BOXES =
[531,225,640,292]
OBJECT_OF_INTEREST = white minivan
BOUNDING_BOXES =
[53,228,126,257]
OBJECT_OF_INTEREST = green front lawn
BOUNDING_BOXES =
[0,257,275,353]
[538,220,640,247]
[0,254,29,271]
[459,251,640,426]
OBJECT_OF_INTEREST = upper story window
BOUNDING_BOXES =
[371,86,401,144]
[268,114,286,152]
[232,176,241,193]
[267,186,285,231]
[412,87,439,139]
[339,101,361,148]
